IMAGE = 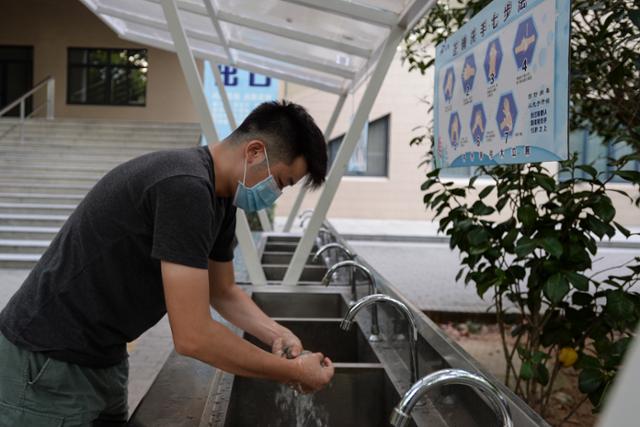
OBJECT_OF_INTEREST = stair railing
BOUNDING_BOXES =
[0,76,55,142]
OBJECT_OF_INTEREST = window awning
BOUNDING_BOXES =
[79,0,433,94]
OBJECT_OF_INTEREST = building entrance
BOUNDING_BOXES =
[0,46,33,116]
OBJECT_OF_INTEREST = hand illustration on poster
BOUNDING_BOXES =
[462,54,476,94]
[443,67,455,102]
[484,38,503,84]
[470,103,487,146]
[496,93,518,140]
[513,17,538,71]
[449,112,461,148]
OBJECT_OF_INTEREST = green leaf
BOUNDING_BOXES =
[572,292,592,306]
[606,290,635,319]
[615,170,640,183]
[468,228,490,246]
[630,9,640,29]
[471,200,494,216]
[586,215,614,239]
[496,197,509,212]
[503,228,519,248]
[536,363,550,386]
[544,273,570,304]
[420,179,437,191]
[478,185,494,199]
[575,354,600,370]
[517,205,537,227]
[520,361,534,380]
[541,237,563,258]
[613,221,631,238]
[566,272,590,291]
[515,236,537,258]
[533,173,556,192]
[576,164,598,178]
[592,199,616,222]
[579,369,604,394]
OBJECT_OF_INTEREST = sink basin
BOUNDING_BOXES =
[252,292,349,318]
[244,319,379,363]
[263,264,327,281]
[262,251,323,265]
[223,365,417,427]
[264,242,318,252]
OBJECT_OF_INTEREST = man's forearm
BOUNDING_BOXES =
[212,284,287,346]
[181,317,298,384]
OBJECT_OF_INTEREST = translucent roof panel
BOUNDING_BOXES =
[222,22,366,78]
[351,0,413,14]
[214,0,390,56]
[234,51,348,93]
[81,0,432,94]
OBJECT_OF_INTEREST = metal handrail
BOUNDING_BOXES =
[0,75,55,142]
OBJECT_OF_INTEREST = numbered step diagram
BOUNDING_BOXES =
[434,0,571,167]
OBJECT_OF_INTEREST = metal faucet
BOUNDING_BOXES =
[322,261,382,341]
[341,294,418,383]
[389,369,513,427]
[317,226,333,244]
[313,243,355,263]
[298,209,316,228]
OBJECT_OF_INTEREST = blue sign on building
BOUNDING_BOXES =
[202,63,279,143]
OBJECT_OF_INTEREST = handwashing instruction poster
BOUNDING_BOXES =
[433,0,570,168]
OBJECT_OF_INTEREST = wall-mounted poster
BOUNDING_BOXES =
[434,0,570,168]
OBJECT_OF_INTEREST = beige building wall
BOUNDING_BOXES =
[276,53,640,226]
[0,0,200,123]
[276,52,433,221]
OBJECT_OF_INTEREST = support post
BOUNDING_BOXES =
[283,93,347,232]
[161,0,267,285]
[211,64,273,232]
[282,26,404,285]
[46,78,55,120]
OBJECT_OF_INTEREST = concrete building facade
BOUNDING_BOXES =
[0,0,201,123]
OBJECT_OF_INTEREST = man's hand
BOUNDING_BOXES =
[291,352,334,393]
[272,329,303,359]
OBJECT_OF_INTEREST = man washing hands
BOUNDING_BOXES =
[0,101,334,425]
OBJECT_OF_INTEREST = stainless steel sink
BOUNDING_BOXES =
[222,365,417,427]
[263,264,327,281]
[244,319,379,363]
[262,251,323,265]
[252,291,349,318]
[264,242,318,252]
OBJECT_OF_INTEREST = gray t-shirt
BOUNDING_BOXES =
[0,146,236,367]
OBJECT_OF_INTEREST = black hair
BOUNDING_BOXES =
[229,100,327,189]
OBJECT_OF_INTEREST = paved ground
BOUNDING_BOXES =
[348,240,640,313]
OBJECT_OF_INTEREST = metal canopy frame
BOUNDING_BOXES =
[81,0,435,285]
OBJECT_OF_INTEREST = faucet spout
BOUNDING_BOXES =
[323,261,381,340]
[341,294,418,383]
[321,260,374,304]
[313,243,355,263]
[389,369,513,427]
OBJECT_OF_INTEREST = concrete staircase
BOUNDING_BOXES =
[0,118,201,269]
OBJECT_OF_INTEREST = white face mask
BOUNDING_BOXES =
[232,148,282,212]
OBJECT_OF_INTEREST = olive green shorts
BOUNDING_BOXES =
[0,333,128,427]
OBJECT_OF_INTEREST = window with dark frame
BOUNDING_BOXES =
[67,48,148,106]
[328,114,390,177]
